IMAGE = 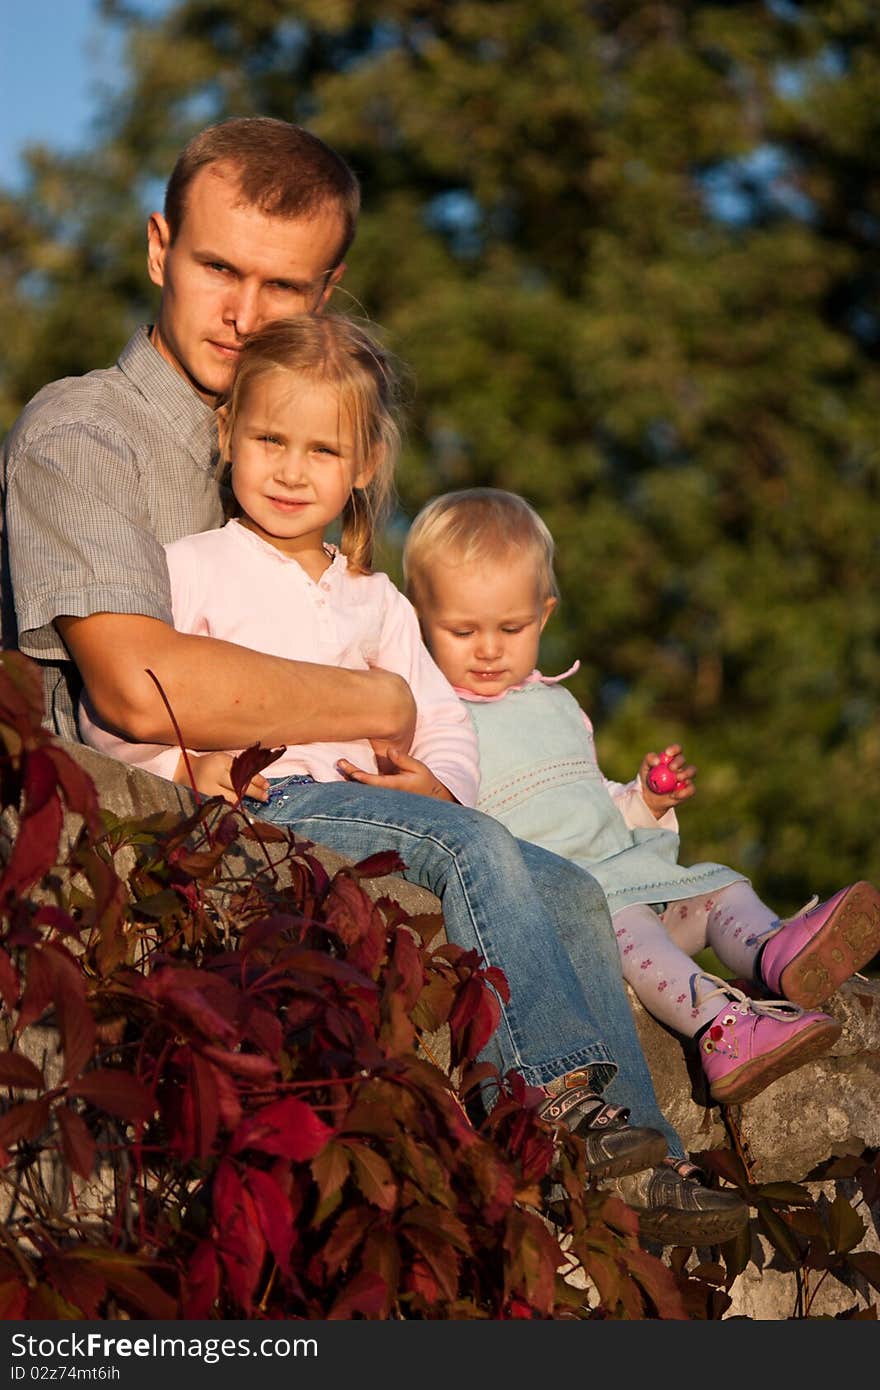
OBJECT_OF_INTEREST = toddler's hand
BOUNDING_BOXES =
[639,744,696,818]
[337,747,457,802]
[177,750,270,805]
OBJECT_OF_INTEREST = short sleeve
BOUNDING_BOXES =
[6,422,173,663]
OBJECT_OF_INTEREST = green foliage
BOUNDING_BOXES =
[2,0,880,913]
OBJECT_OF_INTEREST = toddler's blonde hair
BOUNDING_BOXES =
[220,313,400,574]
[404,488,558,610]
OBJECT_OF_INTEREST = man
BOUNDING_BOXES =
[1,117,747,1244]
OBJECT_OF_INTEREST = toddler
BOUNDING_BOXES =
[403,488,880,1107]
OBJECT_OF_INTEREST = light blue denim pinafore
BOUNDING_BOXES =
[467,680,743,914]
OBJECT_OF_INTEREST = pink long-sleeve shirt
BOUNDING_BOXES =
[80,519,480,806]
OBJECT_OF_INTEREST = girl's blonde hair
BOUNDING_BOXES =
[404,488,559,610]
[220,313,400,573]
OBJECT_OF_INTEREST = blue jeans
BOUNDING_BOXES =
[245,776,683,1157]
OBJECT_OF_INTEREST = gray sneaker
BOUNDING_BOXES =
[538,1084,667,1179]
[611,1157,750,1246]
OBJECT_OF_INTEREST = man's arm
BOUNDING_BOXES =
[57,613,417,752]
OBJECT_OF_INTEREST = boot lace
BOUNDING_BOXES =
[689,972,806,1021]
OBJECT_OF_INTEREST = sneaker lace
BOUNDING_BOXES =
[690,972,806,1021]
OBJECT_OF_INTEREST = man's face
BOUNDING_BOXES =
[147,163,347,404]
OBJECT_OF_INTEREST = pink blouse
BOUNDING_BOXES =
[80,519,479,806]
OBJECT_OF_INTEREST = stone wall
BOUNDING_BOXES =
[11,740,880,1317]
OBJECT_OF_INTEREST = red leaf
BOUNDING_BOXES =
[0,1279,27,1319]
[44,1255,105,1318]
[30,905,81,939]
[328,1270,388,1320]
[57,1106,96,1181]
[165,1048,220,1162]
[19,942,96,1083]
[349,851,407,880]
[231,1096,332,1160]
[464,1143,517,1223]
[848,1252,880,1293]
[69,1070,154,1125]
[389,927,424,1009]
[184,1242,220,1319]
[47,949,97,1084]
[403,1206,471,1252]
[321,1207,373,1276]
[503,1210,560,1315]
[245,1167,295,1273]
[76,852,128,975]
[213,1066,243,1134]
[0,951,19,1011]
[241,1006,283,1058]
[0,650,45,739]
[401,1226,461,1301]
[146,971,239,1046]
[506,1295,535,1319]
[18,945,54,1031]
[23,748,58,812]
[0,1052,44,1090]
[213,1161,266,1310]
[406,1257,440,1304]
[324,874,383,948]
[450,977,501,1058]
[483,964,511,1005]
[0,776,63,900]
[621,1247,689,1320]
[187,1050,221,1159]
[200,1044,277,1081]
[92,1260,178,1320]
[311,1141,351,1205]
[0,1098,50,1150]
[344,1141,398,1211]
[230,744,286,801]
[43,745,101,835]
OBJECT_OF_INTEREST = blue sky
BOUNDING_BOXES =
[1,0,169,189]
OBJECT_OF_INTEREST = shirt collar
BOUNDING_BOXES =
[456,659,580,702]
[118,326,218,471]
[227,518,348,576]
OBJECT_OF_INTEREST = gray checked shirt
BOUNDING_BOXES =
[1,327,224,739]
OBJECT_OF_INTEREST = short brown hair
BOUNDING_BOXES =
[164,117,360,265]
[404,488,559,612]
[220,313,400,575]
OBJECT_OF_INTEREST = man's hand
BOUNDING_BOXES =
[174,751,270,805]
[638,743,697,819]
[337,747,457,801]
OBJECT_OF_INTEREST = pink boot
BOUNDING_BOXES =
[760,881,880,1009]
[698,987,841,1105]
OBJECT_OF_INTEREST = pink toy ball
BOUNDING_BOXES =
[646,762,677,795]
